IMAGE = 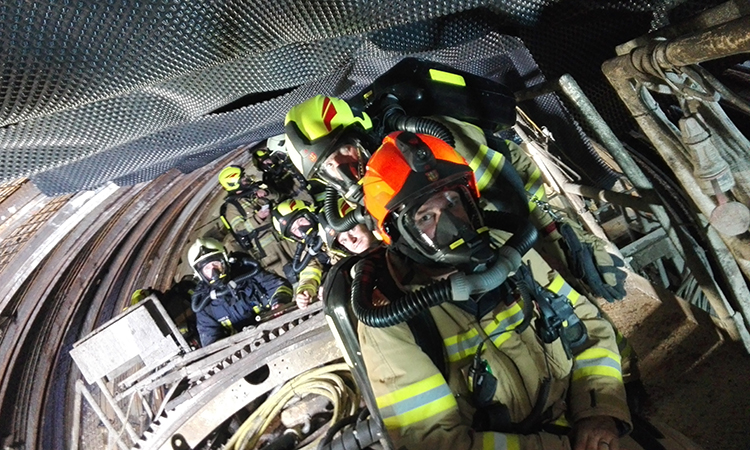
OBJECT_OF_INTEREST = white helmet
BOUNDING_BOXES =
[187,237,228,284]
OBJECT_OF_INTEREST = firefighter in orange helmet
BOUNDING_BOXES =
[350,131,699,450]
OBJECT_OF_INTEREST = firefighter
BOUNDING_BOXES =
[284,95,376,204]
[271,198,330,309]
[187,237,293,347]
[218,165,295,278]
[352,131,700,450]
[284,95,626,304]
[251,145,305,199]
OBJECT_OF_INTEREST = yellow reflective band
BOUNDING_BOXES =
[525,168,543,196]
[275,285,293,297]
[377,373,457,429]
[429,69,466,86]
[546,275,581,305]
[573,348,623,382]
[576,347,622,363]
[484,302,523,335]
[376,373,446,408]
[469,145,506,192]
[469,145,489,171]
[477,226,489,234]
[220,216,231,229]
[525,168,545,211]
[444,328,480,362]
[449,238,465,250]
[483,432,521,450]
[445,304,524,362]
[572,366,623,382]
[300,266,322,281]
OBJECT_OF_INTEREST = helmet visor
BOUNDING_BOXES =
[194,254,227,284]
[315,137,368,202]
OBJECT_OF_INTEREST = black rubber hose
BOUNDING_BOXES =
[319,418,383,450]
[324,186,361,232]
[351,211,538,328]
[291,242,312,274]
[384,108,455,147]
[484,210,538,257]
[317,414,359,450]
[351,256,453,328]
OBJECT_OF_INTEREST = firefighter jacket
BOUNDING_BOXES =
[223,202,326,301]
[222,201,295,278]
[193,257,293,347]
[286,241,328,300]
[358,249,631,450]
[431,116,545,219]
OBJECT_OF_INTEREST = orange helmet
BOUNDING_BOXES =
[362,131,493,272]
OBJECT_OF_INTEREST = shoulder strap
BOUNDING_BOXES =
[406,310,449,381]
[370,254,450,381]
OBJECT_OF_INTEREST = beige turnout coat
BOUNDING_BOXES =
[359,249,631,450]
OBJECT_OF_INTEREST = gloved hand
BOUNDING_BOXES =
[556,221,627,302]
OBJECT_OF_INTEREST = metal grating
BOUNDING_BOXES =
[0,0,726,195]
[0,194,72,273]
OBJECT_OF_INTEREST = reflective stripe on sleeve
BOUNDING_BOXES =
[299,266,322,283]
[469,145,506,192]
[274,285,293,298]
[525,167,545,211]
[376,373,457,429]
[483,432,521,450]
[573,348,623,382]
[546,275,581,305]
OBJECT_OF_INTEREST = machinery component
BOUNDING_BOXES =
[602,6,750,350]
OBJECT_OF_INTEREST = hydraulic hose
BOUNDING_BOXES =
[324,186,363,232]
[352,212,538,328]
[383,107,456,147]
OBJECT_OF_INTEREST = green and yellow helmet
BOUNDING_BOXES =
[272,198,318,243]
[218,165,244,192]
[284,95,373,181]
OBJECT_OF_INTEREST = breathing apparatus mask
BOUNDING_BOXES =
[193,252,228,285]
[316,133,370,204]
[392,186,496,273]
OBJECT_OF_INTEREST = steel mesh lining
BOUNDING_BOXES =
[0,0,726,194]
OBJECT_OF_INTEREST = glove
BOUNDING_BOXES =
[556,221,627,302]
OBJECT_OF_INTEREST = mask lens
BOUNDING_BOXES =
[400,186,483,256]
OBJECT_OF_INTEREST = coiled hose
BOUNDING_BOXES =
[383,107,456,147]
[224,363,360,450]
[352,211,538,328]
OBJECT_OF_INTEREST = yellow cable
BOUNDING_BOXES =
[224,363,359,450]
